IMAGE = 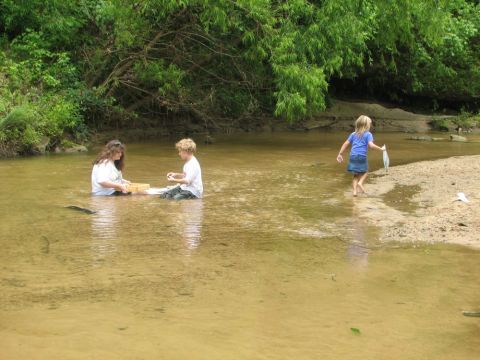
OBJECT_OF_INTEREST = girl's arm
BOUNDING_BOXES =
[368,141,386,151]
[336,140,351,163]
[99,181,128,193]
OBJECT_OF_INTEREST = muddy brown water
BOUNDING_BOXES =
[1,132,479,360]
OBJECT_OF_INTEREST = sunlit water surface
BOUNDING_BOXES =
[1,132,479,360]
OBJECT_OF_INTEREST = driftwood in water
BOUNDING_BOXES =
[65,205,97,215]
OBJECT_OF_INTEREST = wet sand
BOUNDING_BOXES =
[357,155,480,248]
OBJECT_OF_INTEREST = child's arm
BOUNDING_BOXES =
[169,165,198,185]
[168,177,189,185]
[336,140,351,163]
[168,172,191,184]
[368,141,386,151]
[167,172,187,183]
[166,172,184,178]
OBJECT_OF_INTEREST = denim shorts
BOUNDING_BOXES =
[347,155,368,174]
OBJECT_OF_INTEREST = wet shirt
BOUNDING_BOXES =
[348,131,373,157]
[181,156,203,198]
[91,160,123,196]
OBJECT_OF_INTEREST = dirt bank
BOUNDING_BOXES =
[95,100,450,144]
[301,100,451,133]
[355,155,480,248]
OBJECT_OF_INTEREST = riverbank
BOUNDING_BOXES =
[356,155,480,248]
[300,100,436,132]
[95,99,476,145]
[2,98,477,157]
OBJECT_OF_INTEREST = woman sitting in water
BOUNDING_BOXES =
[91,140,131,196]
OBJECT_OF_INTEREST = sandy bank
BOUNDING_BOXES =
[356,155,480,248]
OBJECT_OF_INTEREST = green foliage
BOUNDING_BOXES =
[0,106,37,131]
[0,0,87,48]
[430,112,480,131]
[429,117,453,132]
[362,0,480,102]
[41,97,85,139]
[0,95,85,156]
[1,0,480,156]
[0,106,41,154]
[134,60,184,96]
[454,113,480,129]
[5,31,78,90]
[0,43,85,156]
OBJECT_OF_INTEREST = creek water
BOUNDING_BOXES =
[1,132,479,360]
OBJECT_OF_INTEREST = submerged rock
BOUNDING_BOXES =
[34,136,50,154]
[55,144,88,154]
[450,134,467,142]
[409,135,446,142]
[64,145,88,153]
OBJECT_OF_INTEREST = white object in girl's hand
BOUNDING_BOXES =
[457,192,469,203]
[383,144,390,173]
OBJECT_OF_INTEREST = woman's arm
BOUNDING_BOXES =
[99,181,128,193]
[336,140,351,163]
[368,141,386,151]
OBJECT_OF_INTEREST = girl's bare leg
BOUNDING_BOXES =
[357,172,368,193]
[352,175,359,197]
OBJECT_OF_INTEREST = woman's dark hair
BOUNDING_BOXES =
[93,139,126,171]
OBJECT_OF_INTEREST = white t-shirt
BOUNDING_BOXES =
[181,156,203,198]
[91,160,123,196]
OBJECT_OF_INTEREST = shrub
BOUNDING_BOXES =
[430,112,480,132]
[453,112,480,129]
[0,96,87,156]
[0,106,42,155]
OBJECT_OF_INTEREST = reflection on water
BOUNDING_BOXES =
[1,132,480,360]
[346,204,370,267]
[346,221,370,268]
[180,200,203,255]
[89,197,121,266]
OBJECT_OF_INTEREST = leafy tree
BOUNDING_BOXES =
[0,0,479,156]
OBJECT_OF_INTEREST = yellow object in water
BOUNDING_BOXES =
[126,183,150,192]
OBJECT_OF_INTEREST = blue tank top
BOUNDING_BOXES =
[348,131,373,157]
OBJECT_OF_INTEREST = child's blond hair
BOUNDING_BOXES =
[355,115,372,135]
[175,138,197,153]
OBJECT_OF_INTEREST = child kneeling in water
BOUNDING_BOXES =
[161,138,203,200]
[336,115,385,196]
